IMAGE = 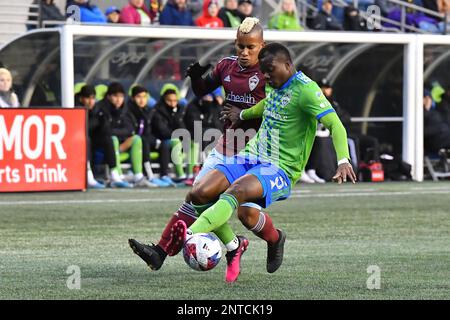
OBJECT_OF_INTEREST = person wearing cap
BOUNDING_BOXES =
[195,0,224,28]
[268,0,303,31]
[76,85,131,189]
[218,0,242,28]
[120,0,155,25]
[237,0,253,19]
[312,0,343,31]
[105,6,121,23]
[436,85,450,126]
[424,88,450,153]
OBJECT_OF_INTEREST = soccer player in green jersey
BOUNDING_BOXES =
[166,42,357,273]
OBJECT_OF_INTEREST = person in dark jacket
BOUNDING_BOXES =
[126,86,172,187]
[159,0,195,26]
[97,83,155,188]
[152,85,187,184]
[218,0,242,27]
[76,85,130,188]
[184,90,223,183]
[312,0,343,31]
[343,5,366,31]
[28,0,66,30]
[424,91,450,153]
[436,85,450,126]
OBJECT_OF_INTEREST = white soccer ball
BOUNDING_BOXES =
[182,233,222,271]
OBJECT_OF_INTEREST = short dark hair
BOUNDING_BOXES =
[131,85,148,97]
[162,89,178,97]
[79,85,96,98]
[258,42,292,63]
[107,82,125,96]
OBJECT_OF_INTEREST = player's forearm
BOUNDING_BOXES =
[320,112,350,162]
[191,76,218,98]
[240,99,265,120]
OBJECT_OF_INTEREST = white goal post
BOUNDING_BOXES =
[58,24,450,182]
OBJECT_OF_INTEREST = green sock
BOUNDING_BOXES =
[170,139,185,177]
[112,136,122,175]
[188,142,200,176]
[192,202,237,245]
[130,135,143,174]
[213,223,237,245]
[189,194,239,234]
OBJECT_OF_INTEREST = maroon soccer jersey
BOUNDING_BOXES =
[211,56,265,156]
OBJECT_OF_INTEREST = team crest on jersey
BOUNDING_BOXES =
[249,74,259,92]
[280,90,292,107]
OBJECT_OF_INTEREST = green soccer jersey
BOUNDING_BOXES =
[242,71,335,184]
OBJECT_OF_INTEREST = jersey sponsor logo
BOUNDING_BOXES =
[249,74,260,92]
[224,75,231,82]
[226,91,256,105]
[270,176,288,190]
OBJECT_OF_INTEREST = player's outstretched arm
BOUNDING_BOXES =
[320,112,357,184]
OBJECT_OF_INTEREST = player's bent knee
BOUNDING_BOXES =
[226,183,247,203]
[189,184,213,205]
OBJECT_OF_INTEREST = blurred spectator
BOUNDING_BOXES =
[159,0,195,26]
[268,0,303,31]
[424,89,450,153]
[67,0,106,23]
[374,0,397,16]
[343,5,366,31]
[76,85,130,188]
[120,0,155,25]
[237,0,254,19]
[0,68,20,108]
[183,89,223,184]
[218,0,242,27]
[196,0,224,28]
[28,0,65,30]
[126,86,172,187]
[105,6,121,24]
[97,83,155,188]
[312,0,343,30]
[436,84,450,125]
[152,84,187,184]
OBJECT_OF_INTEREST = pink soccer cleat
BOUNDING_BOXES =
[225,236,249,283]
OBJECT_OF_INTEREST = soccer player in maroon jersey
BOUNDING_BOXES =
[129,18,285,282]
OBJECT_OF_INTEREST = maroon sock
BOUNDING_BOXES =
[250,212,280,245]
[158,202,197,252]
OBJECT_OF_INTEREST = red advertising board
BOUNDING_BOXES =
[0,108,87,192]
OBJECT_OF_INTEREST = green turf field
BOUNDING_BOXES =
[0,182,449,300]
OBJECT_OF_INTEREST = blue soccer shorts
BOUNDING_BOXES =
[215,155,291,209]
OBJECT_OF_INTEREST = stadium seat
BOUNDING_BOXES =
[424,149,450,181]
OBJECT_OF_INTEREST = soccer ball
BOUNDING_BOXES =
[182,233,222,271]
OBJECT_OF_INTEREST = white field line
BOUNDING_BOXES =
[0,189,450,206]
